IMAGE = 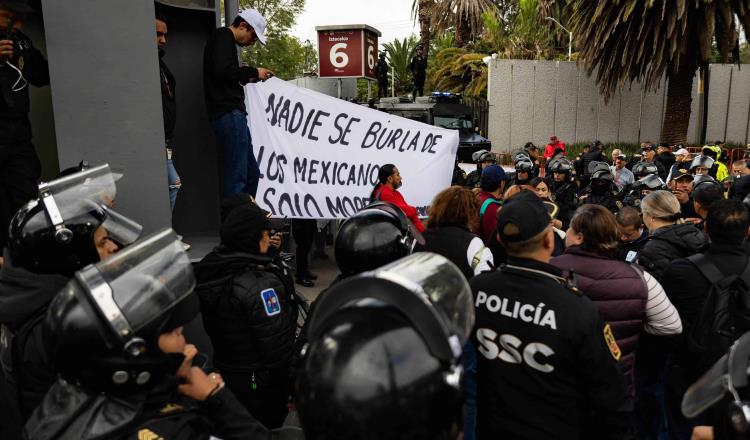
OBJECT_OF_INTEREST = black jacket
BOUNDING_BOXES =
[0,30,49,123]
[415,226,486,280]
[618,229,649,263]
[551,180,578,229]
[194,248,297,382]
[203,27,259,121]
[159,51,176,146]
[24,378,297,440]
[655,153,675,177]
[409,55,427,78]
[0,263,69,425]
[661,242,750,382]
[581,149,606,176]
[471,258,633,440]
[636,223,708,281]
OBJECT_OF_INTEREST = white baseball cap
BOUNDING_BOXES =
[673,148,689,156]
[239,8,267,45]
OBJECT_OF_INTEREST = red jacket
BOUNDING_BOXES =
[373,185,426,232]
[544,141,566,159]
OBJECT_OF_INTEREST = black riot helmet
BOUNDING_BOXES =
[8,164,142,276]
[471,149,495,164]
[549,158,573,175]
[297,252,474,440]
[690,155,716,173]
[634,174,666,192]
[45,228,198,396]
[590,162,614,182]
[334,201,424,276]
[515,158,534,172]
[632,161,659,179]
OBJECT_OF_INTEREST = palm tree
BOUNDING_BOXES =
[412,0,434,56]
[428,48,488,97]
[428,0,498,48]
[383,36,420,95]
[568,1,750,144]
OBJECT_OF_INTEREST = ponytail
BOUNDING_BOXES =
[371,164,396,200]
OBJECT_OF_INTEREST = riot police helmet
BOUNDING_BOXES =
[297,252,473,440]
[334,201,424,276]
[590,162,614,182]
[511,150,531,164]
[471,149,495,164]
[691,175,722,196]
[632,161,659,179]
[515,158,534,172]
[549,158,573,174]
[8,164,142,276]
[633,174,666,191]
[45,228,198,395]
[690,155,715,172]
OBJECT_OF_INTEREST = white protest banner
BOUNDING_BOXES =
[245,78,458,219]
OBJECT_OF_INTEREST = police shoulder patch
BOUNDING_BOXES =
[260,288,281,317]
[603,324,621,361]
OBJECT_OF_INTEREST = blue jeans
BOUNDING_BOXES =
[211,109,260,198]
[167,156,181,211]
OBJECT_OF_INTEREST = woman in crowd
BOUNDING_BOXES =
[414,185,493,279]
[637,190,709,281]
[551,204,682,393]
[529,177,552,202]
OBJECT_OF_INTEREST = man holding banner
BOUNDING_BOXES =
[203,8,273,198]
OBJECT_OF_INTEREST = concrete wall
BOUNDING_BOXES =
[487,60,750,151]
[42,0,170,234]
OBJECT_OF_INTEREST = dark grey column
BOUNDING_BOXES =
[41,0,169,233]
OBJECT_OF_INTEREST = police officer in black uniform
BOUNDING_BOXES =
[193,202,298,429]
[376,51,388,99]
[465,149,495,188]
[510,156,534,187]
[0,165,141,438]
[471,195,633,439]
[24,229,301,440]
[581,163,622,214]
[291,201,423,382]
[409,45,427,98]
[622,174,666,207]
[0,0,49,253]
[296,252,472,440]
[549,158,577,229]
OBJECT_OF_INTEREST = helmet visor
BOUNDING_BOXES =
[75,228,195,340]
[372,252,474,344]
[101,208,143,247]
[41,164,117,225]
[681,353,728,418]
[690,155,715,170]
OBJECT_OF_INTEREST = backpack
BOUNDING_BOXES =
[686,254,750,358]
[480,198,502,217]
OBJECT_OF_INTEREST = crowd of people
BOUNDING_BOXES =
[3,1,750,439]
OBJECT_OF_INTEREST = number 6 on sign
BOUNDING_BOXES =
[330,43,349,69]
[367,46,375,70]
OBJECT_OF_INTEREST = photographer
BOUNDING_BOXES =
[0,0,49,254]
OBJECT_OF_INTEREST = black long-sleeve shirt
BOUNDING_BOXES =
[202,27,259,121]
